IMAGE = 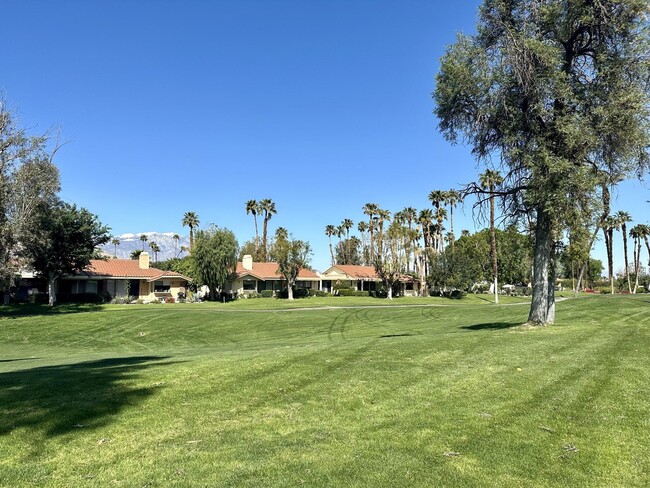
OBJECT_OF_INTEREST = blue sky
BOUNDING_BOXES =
[3,0,648,272]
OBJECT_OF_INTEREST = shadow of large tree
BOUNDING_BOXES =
[0,356,176,437]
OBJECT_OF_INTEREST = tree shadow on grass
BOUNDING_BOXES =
[0,356,178,437]
[0,303,104,318]
[461,322,522,331]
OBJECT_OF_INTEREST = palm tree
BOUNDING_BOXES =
[434,207,448,253]
[375,208,391,260]
[139,234,148,251]
[336,224,346,263]
[428,190,445,210]
[149,242,160,262]
[479,170,504,304]
[640,224,650,266]
[602,215,619,294]
[363,203,379,260]
[325,224,336,266]
[629,224,643,294]
[418,208,434,295]
[616,211,633,293]
[182,212,200,251]
[173,234,180,257]
[245,199,261,251]
[260,199,276,261]
[130,250,142,260]
[357,221,369,265]
[444,190,462,249]
[111,237,120,258]
[342,218,353,264]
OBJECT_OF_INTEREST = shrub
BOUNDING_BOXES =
[111,295,135,304]
[165,296,175,303]
[336,288,355,296]
[599,287,611,294]
[261,290,274,298]
[28,293,49,304]
[243,291,261,299]
[449,289,466,299]
[309,289,329,297]
[276,288,310,299]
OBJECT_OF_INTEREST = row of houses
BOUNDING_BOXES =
[19,252,420,302]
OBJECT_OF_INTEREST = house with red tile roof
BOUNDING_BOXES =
[320,264,420,296]
[226,254,320,295]
[60,252,190,301]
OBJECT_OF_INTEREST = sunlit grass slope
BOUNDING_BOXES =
[1,295,648,487]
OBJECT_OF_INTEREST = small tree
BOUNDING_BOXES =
[271,230,311,300]
[192,226,238,301]
[21,202,110,305]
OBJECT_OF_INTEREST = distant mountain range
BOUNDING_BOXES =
[100,232,190,262]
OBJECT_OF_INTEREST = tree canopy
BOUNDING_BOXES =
[271,230,311,300]
[435,0,649,324]
[21,202,110,305]
[192,226,238,300]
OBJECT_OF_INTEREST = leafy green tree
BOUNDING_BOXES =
[182,212,200,251]
[335,237,362,266]
[271,229,311,300]
[21,202,110,305]
[435,0,650,324]
[0,101,61,293]
[155,256,197,288]
[192,226,238,301]
[130,249,142,260]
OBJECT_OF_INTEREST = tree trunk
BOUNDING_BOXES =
[528,208,553,325]
[607,228,615,294]
[287,282,294,300]
[387,283,393,300]
[633,240,640,294]
[622,224,631,293]
[489,190,498,304]
[48,273,57,306]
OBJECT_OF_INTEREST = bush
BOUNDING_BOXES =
[449,289,466,299]
[165,296,175,303]
[243,291,261,299]
[261,290,274,298]
[599,287,611,294]
[276,287,310,299]
[336,288,356,296]
[308,289,329,297]
[111,295,136,304]
[28,293,49,304]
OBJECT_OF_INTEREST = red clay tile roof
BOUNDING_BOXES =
[236,261,319,280]
[326,265,379,280]
[79,259,190,282]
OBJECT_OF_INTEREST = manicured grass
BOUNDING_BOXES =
[1,295,648,487]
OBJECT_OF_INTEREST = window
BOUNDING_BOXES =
[154,280,171,292]
[296,281,312,289]
[243,279,257,291]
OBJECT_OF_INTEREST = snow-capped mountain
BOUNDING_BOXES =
[100,232,190,262]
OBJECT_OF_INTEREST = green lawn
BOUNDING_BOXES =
[1,295,648,487]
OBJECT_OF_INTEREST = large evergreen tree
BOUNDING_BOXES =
[435,0,649,324]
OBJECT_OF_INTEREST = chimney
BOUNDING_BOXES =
[242,254,253,270]
[139,251,150,269]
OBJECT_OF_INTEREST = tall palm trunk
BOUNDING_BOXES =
[622,222,631,293]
